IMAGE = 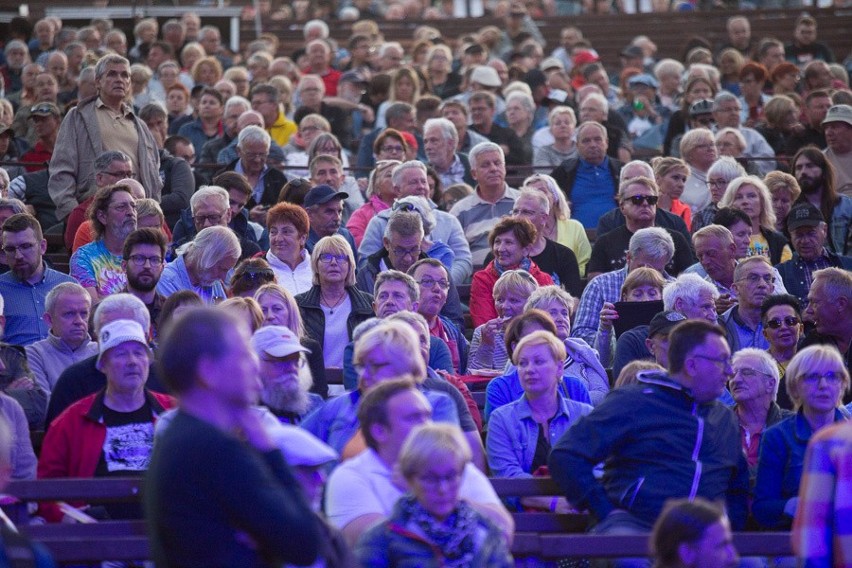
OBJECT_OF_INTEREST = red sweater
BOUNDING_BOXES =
[469,260,554,327]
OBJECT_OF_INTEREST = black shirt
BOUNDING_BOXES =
[484,239,583,298]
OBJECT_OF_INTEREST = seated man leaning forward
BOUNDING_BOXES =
[325,378,513,548]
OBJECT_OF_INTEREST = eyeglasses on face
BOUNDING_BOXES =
[622,195,659,206]
[2,242,37,255]
[127,254,163,267]
[692,354,733,369]
[318,253,349,264]
[193,212,226,225]
[738,273,775,285]
[418,278,450,290]
[765,316,800,329]
[800,371,843,386]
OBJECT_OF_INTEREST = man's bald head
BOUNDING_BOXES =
[237,110,265,130]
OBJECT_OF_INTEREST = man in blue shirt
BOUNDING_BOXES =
[0,213,75,346]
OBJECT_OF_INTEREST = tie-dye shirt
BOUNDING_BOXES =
[69,239,126,297]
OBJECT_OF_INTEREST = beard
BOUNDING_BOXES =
[127,270,158,293]
[261,375,310,416]
[797,174,824,194]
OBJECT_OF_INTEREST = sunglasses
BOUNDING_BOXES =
[765,316,800,329]
[393,201,420,213]
[240,268,275,280]
[623,195,659,206]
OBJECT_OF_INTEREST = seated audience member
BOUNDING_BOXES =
[121,228,168,338]
[471,217,554,327]
[690,225,742,311]
[157,225,240,304]
[155,291,204,336]
[25,282,98,395]
[449,142,520,269]
[38,319,175,521]
[484,310,592,423]
[254,283,327,399]
[303,185,358,258]
[306,135,364,222]
[486,329,593,511]
[596,266,666,368]
[588,176,695,279]
[346,159,401,247]
[718,256,774,352]
[533,106,578,169]
[69,183,137,301]
[222,125,287,217]
[753,344,850,529]
[614,360,665,390]
[70,178,147,252]
[652,157,692,231]
[522,173,592,275]
[356,422,514,567]
[359,161,472,285]
[295,235,373,369]
[45,293,168,428]
[651,498,739,568]
[801,267,852,370]
[679,127,718,213]
[549,320,749,536]
[691,156,747,233]
[0,295,47,430]
[469,270,539,373]
[220,297,264,332]
[764,171,801,233]
[325,379,512,547]
[506,189,582,296]
[229,258,276,298]
[572,227,675,345]
[729,348,792,482]
[282,114,331,179]
[719,176,792,264]
[761,294,804,411]
[251,325,322,424]
[210,171,266,247]
[776,202,852,306]
[302,320,458,456]
[264,202,312,296]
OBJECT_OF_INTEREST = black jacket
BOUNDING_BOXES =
[549,155,624,205]
[295,286,374,353]
[221,159,289,209]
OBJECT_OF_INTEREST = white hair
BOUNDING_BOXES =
[423,117,458,143]
[94,293,150,334]
[303,20,329,39]
[190,185,229,214]
[237,125,271,149]
[628,227,675,264]
[662,273,720,310]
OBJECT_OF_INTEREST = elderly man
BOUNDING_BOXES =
[587,177,695,278]
[224,125,287,223]
[69,183,137,301]
[148,308,321,566]
[249,83,297,148]
[718,256,774,353]
[199,95,250,166]
[776,203,852,307]
[801,267,852,369]
[303,185,358,258]
[359,162,472,284]
[19,101,61,172]
[822,105,852,196]
[721,16,754,57]
[422,118,474,188]
[304,40,340,96]
[550,121,624,229]
[711,92,775,177]
[121,228,167,337]
[49,54,161,221]
[573,227,675,345]
[25,282,98,396]
[216,110,286,166]
[550,320,748,540]
[449,142,520,268]
[0,214,75,346]
[38,319,175,520]
[158,225,241,304]
[197,25,232,69]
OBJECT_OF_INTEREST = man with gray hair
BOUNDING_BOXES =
[357,211,425,297]
[711,92,775,176]
[49,53,162,221]
[44,292,168,428]
[200,95,250,165]
[222,124,287,224]
[423,118,475,188]
[572,226,675,345]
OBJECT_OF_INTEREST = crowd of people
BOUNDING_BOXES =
[0,5,851,567]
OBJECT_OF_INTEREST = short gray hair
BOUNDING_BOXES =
[392,196,435,234]
[94,54,130,80]
[506,90,535,115]
[583,92,609,114]
[733,347,781,396]
[384,210,425,240]
[184,226,241,273]
[707,156,746,182]
[423,117,458,143]
[516,188,551,214]
[304,19,329,39]
[619,160,654,182]
[628,227,675,264]
[224,95,251,115]
[374,270,419,303]
[45,282,90,314]
[95,151,131,173]
[713,91,740,111]
[469,141,504,169]
[94,293,150,334]
[662,272,719,310]
[237,125,271,149]
[391,161,427,188]
[190,185,229,214]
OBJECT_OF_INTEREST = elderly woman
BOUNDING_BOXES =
[753,344,851,529]
[522,174,591,275]
[372,128,410,163]
[715,128,757,174]
[756,95,801,158]
[470,217,553,327]
[156,225,240,304]
[505,91,535,162]
[265,202,313,296]
[719,176,792,265]
[468,270,539,373]
[653,58,684,112]
[729,348,792,482]
[191,55,223,87]
[533,106,577,168]
[487,330,593,510]
[679,128,718,213]
[652,157,692,230]
[763,171,801,233]
[356,422,513,567]
[295,235,374,368]
[229,258,276,298]
[691,156,747,233]
[423,44,461,99]
[347,160,402,247]
[255,283,327,399]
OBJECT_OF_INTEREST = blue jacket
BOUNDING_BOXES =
[775,250,852,306]
[548,371,749,529]
[484,368,591,423]
[487,392,592,478]
[752,407,851,529]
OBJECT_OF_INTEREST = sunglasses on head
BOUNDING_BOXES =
[623,195,659,206]
[393,201,420,213]
[240,268,275,280]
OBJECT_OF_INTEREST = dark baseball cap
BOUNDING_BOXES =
[786,202,825,232]
[303,184,349,208]
[621,45,644,59]
[524,69,547,89]
[648,310,687,338]
[30,102,61,118]
[689,99,714,117]
[339,70,369,85]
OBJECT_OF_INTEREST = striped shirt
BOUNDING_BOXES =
[449,185,519,267]
[0,266,76,346]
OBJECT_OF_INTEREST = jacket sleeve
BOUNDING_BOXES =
[571,278,604,346]
[357,216,384,264]
[353,524,392,568]
[752,425,794,529]
[726,451,750,531]
[444,214,473,285]
[469,272,497,328]
[48,108,84,221]
[486,407,533,478]
[159,158,194,218]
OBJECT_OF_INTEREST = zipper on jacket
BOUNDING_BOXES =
[689,401,704,499]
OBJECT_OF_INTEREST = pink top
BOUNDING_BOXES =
[346,195,391,248]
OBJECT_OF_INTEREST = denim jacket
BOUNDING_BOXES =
[486,393,593,478]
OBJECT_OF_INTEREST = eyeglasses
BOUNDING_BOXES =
[800,371,843,386]
[737,273,775,285]
[391,245,420,258]
[692,354,733,369]
[418,278,450,290]
[239,268,275,280]
[193,212,226,225]
[766,316,800,329]
[622,195,659,206]
[127,254,163,267]
[707,179,729,188]
[242,152,269,161]
[380,145,405,154]
[512,207,543,216]
[417,470,462,488]
[733,367,773,379]
[2,242,36,255]
[108,202,135,214]
[101,170,135,179]
[30,103,58,115]
[318,253,349,264]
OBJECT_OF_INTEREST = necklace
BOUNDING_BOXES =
[321,290,347,314]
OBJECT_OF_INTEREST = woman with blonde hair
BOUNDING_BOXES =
[720,176,792,265]
[651,157,692,230]
[346,159,402,246]
[219,296,264,332]
[422,44,461,99]
[533,106,577,168]
[763,171,801,232]
[191,56,223,87]
[375,67,421,129]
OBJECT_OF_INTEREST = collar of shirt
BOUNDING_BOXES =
[234,161,269,203]
[470,184,519,206]
[95,97,133,118]
[578,157,609,172]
